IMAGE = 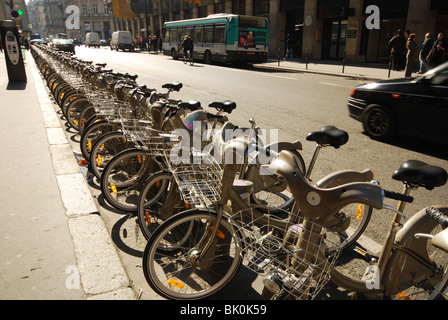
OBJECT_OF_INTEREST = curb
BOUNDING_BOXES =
[29,52,136,300]
[252,62,383,81]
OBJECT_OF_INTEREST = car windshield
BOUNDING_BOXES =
[420,61,448,79]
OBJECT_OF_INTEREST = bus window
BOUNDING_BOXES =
[214,25,225,43]
[239,16,267,28]
[194,26,203,42]
[204,25,213,43]
[164,28,170,42]
[176,27,185,42]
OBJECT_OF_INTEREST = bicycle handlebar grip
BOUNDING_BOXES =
[426,206,448,230]
[383,190,414,203]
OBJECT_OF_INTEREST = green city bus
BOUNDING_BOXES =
[162,14,269,64]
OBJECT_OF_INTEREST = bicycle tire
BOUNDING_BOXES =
[65,97,92,131]
[137,171,188,240]
[189,51,194,66]
[78,104,98,134]
[89,131,136,180]
[80,120,114,161]
[324,202,373,254]
[100,149,162,212]
[142,209,242,300]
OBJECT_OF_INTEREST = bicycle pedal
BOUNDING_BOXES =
[353,246,372,262]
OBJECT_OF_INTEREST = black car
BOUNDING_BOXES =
[52,39,75,54]
[348,61,448,145]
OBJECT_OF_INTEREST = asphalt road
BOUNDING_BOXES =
[65,46,448,300]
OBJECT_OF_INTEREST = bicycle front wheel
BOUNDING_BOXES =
[137,171,188,240]
[142,209,242,300]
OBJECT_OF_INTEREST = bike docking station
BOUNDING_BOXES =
[1,20,27,84]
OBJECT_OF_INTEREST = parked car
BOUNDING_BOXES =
[99,39,108,46]
[29,39,47,46]
[52,39,75,54]
[85,32,100,48]
[110,31,134,51]
[348,61,448,146]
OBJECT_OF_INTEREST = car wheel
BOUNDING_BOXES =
[204,50,212,64]
[362,104,395,140]
[171,48,178,60]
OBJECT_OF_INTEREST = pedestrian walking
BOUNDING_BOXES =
[284,34,294,61]
[147,35,152,52]
[427,32,448,68]
[405,33,419,78]
[418,33,434,74]
[389,29,406,71]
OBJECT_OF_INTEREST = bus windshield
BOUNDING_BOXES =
[238,16,267,29]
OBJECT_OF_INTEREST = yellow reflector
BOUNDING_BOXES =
[70,97,77,102]
[61,93,65,99]
[356,204,363,220]
[167,279,184,289]
[110,183,117,194]
[137,155,142,163]
[73,120,78,126]
[88,140,92,150]
[97,154,101,166]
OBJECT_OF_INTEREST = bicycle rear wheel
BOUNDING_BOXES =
[142,209,242,299]
[100,149,162,212]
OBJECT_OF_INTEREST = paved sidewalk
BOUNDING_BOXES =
[255,58,411,81]
[0,51,134,300]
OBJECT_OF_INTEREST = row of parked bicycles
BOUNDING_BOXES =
[31,44,448,300]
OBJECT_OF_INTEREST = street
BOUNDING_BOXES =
[67,46,448,300]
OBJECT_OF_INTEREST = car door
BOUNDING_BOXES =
[422,68,448,143]
[395,68,448,144]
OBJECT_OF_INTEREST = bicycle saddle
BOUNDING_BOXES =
[208,100,237,114]
[162,82,183,92]
[392,160,448,190]
[178,100,202,111]
[306,126,349,148]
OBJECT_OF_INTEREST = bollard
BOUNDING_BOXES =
[278,47,280,66]
[305,49,308,70]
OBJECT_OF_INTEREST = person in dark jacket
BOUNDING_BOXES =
[182,35,194,58]
[389,29,406,71]
[418,33,434,73]
[427,33,447,68]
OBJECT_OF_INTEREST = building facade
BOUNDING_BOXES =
[24,0,448,63]
[111,0,448,63]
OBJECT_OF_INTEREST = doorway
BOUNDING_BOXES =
[322,19,347,60]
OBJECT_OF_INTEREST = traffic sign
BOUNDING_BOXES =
[11,10,19,18]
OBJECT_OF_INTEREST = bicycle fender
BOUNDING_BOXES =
[383,205,448,295]
[316,169,374,189]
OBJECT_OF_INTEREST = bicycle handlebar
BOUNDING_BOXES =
[383,190,414,203]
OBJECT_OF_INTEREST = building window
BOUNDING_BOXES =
[104,4,109,14]
[93,4,98,14]
[82,4,87,14]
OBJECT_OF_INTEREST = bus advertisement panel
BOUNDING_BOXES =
[162,14,269,64]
